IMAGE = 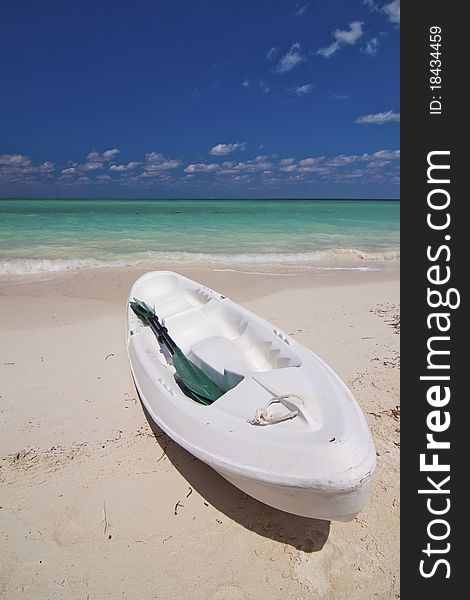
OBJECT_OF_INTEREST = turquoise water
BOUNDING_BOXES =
[0,199,400,274]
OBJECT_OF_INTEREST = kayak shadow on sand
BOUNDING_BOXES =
[140,401,330,553]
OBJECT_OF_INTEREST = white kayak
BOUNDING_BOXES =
[126,271,376,521]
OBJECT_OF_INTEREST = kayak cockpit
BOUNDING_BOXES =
[128,273,303,399]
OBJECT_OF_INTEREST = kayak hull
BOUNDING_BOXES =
[214,469,373,522]
[127,271,377,521]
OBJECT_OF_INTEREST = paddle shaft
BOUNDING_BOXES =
[130,297,223,403]
[147,315,177,354]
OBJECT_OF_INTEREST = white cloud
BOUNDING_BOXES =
[209,143,246,156]
[82,161,103,171]
[144,153,181,174]
[290,83,313,96]
[383,0,400,24]
[146,152,165,162]
[109,161,140,172]
[273,150,399,176]
[1,146,400,189]
[367,159,392,169]
[103,148,120,160]
[219,158,272,175]
[185,156,273,176]
[218,164,240,175]
[279,164,297,173]
[259,81,271,94]
[298,157,324,167]
[55,148,125,179]
[239,156,273,172]
[341,169,365,179]
[363,37,379,56]
[326,154,359,167]
[242,79,250,88]
[219,156,273,173]
[295,4,308,16]
[355,110,400,124]
[317,21,364,58]
[86,148,120,162]
[297,157,328,172]
[0,153,32,167]
[317,42,340,58]
[71,148,122,173]
[276,43,305,73]
[38,161,55,173]
[364,0,400,25]
[0,154,56,182]
[266,47,277,60]
[183,151,399,181]
[372,149,400,159]
[184,163,220,174]
[335,21,364,45]
[330,93,349,100]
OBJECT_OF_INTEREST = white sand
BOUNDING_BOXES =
[0,267,399,599]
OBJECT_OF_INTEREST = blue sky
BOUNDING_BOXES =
[0,0,400,198]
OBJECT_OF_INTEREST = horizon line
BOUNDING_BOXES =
[0,196,401,201]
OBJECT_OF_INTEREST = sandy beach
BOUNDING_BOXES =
[0,266,399,599]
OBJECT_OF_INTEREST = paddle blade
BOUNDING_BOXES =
[130,298,155,322]
[172,348,224,404]
[130,297,223,404]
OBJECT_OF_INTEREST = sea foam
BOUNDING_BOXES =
[0,249,400,275]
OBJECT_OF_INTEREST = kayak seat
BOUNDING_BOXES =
[235,323,302,371]
[200,301,301,370]
[156,295,201,321]
[189,336,251,391]
[188,328,302,392]
[156,286,214,319]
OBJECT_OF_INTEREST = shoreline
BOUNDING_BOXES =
[0,255,400,277]
[0,266,399,599]
[0,260,399,285]
[0,265,399,324]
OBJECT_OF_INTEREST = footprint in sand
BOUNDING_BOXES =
[53,509,93,547]
[209,583,249,600]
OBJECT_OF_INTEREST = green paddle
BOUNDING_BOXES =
[130,298,224,405]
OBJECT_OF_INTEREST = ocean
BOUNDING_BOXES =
[0,198,399,275]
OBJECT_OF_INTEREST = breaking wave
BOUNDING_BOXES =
[0,248,400,275]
